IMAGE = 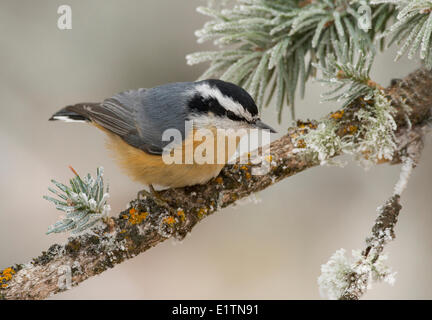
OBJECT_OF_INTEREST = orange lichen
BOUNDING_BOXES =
[290,133,299,140]
[240,165,249,171]
[347,125,358,134]
[126,208,148,225]
[215,177,223,184]
[330,110,344,120]
[297,120,317,132]
[361,150,390,164]
[296,139,306,148]
[3,274,12,281]
[0,267,16,289]
[177,209,186,222]
[3,268,15,275]
[265,155,273,163]
[197,208,208,219]
[376,157,390,164]
[163,216,176,225]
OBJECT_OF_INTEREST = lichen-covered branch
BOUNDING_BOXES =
[337,123,426,300]
[317,114,429,300]
[1,68,432,300]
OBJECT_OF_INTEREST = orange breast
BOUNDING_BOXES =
[94,123,241,188]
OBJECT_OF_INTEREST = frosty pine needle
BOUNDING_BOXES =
[44,166,110,234]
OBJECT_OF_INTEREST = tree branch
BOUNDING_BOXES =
[1,68,432,300]
[340,131,425,300]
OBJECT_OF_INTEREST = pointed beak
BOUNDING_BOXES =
[254,119,277,133]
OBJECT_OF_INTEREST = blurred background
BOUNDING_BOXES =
[0,0,431,299]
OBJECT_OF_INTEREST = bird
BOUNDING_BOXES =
[49,79,276,193]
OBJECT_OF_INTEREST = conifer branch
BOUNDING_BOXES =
[1,67,431,300]
[372,0,432,68]
[187,0,394,121]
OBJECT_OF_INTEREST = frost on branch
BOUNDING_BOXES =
[294,39,398,168]
[44,167,111,234]
[318,153,419,300]
[355,89,397,166]
[393,157,415,195]
[299,119,343,165]
[318,248,396,300]
[295,89,397,168]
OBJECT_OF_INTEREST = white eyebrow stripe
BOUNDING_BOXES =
[195,83,255,122]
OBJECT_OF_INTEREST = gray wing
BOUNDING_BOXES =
[61,84,191,155]
[102,88,166,155]
[61,89,172,155]
[58,82,193,155]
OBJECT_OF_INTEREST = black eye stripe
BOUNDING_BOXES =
[188,95,251,123]
[225,110,244,122]
[204,79,258,117]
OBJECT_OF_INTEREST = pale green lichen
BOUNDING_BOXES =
[295,89,397,168]
[300,119,344,165]
[355,89,397,167]
[318,248,396,300]
[296,40,397,168]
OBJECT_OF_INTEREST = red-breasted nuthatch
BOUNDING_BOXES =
[50,79,275,189]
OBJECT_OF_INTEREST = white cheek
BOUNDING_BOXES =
[189,114,251,131]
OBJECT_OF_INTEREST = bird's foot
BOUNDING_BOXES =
[137,185,175,214]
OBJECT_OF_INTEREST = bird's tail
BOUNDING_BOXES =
[49,103,99,123]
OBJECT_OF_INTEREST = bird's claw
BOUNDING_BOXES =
[137,185,176,215]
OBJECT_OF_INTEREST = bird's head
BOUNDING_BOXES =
[187,79,276,133]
